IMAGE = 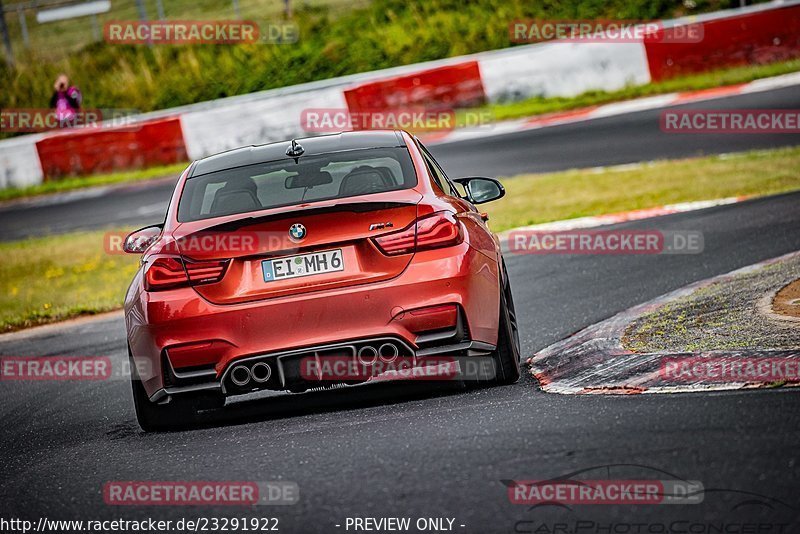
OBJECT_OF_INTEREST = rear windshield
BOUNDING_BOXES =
[177,147,417,222]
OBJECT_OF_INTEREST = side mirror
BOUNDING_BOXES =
[453,177,505,204]
[123,225,162,254]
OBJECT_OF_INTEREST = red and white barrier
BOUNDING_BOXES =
[35,117,187,179]
[0,134,45,189]
[479,42,650,102]
[645,1,800,81]
[343,62,487,113]
[1,0,798,188]
[180,86,346,160]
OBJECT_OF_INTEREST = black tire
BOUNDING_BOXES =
[491,261,521,385]
[129,348,222,432]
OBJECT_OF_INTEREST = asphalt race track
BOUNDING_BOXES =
[2,190,800,528]
[1,84,800,531]
[1,85,799,242]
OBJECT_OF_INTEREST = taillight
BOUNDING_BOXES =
[373,212,464,256]
[145,257,186,291]
[373,222,416,255]
[144,257,228,291]
[185,260,228,284]
[415,212,464,252]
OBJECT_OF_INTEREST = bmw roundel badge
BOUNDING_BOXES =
[289,223,307,241]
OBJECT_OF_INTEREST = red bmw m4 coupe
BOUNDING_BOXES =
[123,130,520,431]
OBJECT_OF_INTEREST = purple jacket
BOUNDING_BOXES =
[49,86,82,121]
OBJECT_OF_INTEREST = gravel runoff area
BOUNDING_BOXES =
[623,253,800,353]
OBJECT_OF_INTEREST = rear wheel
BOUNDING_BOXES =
[491,262,521,385]
[129,348,223,432]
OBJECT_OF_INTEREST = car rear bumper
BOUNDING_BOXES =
[125,242,501,399]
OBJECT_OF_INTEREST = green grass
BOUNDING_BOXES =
[3,145,799,332]
[0,162,188,202]
[0,0,765,117]
[5,0,366,61]
[0,230,140,332]
[621,254,800,353]
[483,59,800,122]
[486,146,800,232]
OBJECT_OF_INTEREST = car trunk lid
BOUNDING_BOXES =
[172,190,422,304]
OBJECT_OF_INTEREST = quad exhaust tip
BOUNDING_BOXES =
[229,339,405,388]
[251,362,272,383]
[231,365,251,386]
[378,342,399,362]
[357,342,400,364]
[357,345,378,365]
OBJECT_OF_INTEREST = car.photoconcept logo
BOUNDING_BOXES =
[289,223,307,241]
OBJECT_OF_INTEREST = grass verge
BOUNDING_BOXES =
[2,146,799,332]
[622,254,800,352]
[0,163,188,203]
[487,146,800,232]
[0,231,140,332]
[1,0,754,113]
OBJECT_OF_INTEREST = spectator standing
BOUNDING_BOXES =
[49,74,82,125]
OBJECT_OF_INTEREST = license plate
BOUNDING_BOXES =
[262,249,344,282]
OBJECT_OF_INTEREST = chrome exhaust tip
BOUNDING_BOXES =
[357,345,378,365]
[378,342,399,363]
[251,362,272,383]
[231,365,252,387]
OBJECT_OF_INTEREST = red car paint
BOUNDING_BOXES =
[124,130,503,400]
